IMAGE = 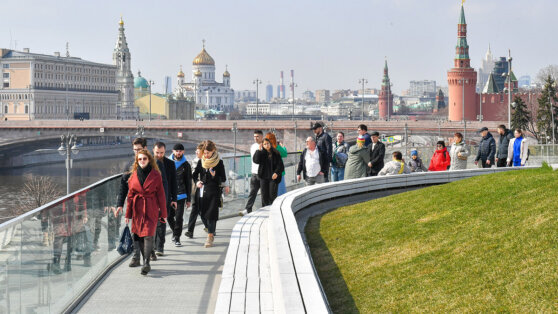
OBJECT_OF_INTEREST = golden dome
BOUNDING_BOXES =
[223,70,230,77]
[177,65,184,78]
[119,16,124,26]
[193,48,215,66]
[194,69,202,77]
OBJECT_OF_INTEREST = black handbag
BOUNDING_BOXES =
[117,225,133,255]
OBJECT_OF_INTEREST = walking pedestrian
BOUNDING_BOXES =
[241,130,264,216]
[297,137,328,185]
[185,142,209,238]
[331,132,350,181]
[449,132,470,171]
[253,138,284,206]
[312,122,333,182]
[507,128,529,167]
[152,142,178,256]
[367,131,385,176]
[344,135,370,180]
[194,141,229,248]
[378,151,411,176]
[496,124,514,167]
[124,150,167,275]
[168,143,192,247]
[474,127,496,168]
[428,141,451,171]
[408,149,427,172]
[265,133,288,196]
[357,124,372,146]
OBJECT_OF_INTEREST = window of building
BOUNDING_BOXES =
[3,82,9,88]
[3,105,7,113]
[25,105,28,114]
[2,64,9,69]
[2,73,9,78]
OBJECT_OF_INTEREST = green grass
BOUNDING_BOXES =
[306,166,558,313]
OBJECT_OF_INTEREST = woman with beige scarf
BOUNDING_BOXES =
[193,141,228,247]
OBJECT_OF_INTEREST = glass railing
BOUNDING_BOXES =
[0,152,302,313]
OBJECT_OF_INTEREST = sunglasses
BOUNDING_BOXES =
[138,157,148,161]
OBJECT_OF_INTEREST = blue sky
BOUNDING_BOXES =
[3,0,556,94]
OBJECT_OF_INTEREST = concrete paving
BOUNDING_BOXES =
[75,216,241,314]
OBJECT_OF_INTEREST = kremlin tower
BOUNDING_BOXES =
[447,4,477,122]
[378,59,393,119]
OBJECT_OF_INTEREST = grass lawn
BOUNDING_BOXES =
[306,166,558,312]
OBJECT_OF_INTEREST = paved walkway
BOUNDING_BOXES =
[76,216,241,314]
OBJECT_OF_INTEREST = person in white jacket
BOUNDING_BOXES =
[507,128,529,167]
[449,132,470,170]
[378,151,411,176]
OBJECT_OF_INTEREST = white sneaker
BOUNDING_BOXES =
[239,210,248,216]
[174,241,182,247]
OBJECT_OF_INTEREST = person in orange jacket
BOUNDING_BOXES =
[428,141,451,172]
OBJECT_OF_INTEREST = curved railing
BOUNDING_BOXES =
[217,166,538,313]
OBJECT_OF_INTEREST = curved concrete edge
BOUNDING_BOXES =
[217,166,538,313]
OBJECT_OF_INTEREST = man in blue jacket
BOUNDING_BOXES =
[169,143,192,247]
[474,127,496,168]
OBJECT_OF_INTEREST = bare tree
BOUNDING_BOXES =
[536,65,558,86]
[13,175,63,216]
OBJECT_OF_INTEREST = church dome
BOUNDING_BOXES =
[193,48,215,66]
[177,66,185,78]
[223,70,230,77]
[134,71,149,88]
[194,69,202,77]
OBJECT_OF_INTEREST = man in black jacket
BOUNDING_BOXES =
[153,142,177,256]
[474,127,496,168]
[367,131,385,176]
[312,122,332,182]
[495,125,514,167]
[168,143,192,247]
[297,137,328,185]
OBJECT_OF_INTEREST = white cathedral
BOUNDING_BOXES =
[175,42,234,112]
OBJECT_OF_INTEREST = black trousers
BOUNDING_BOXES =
[154,220,167,252]
[168,199,186,240]
[133,234,153,265]
[497,158,508,168]
[207,219,217,234]
[260,179,278,207]
[245,174,260,213]
[480,160,493,168]
[188,190,208,233]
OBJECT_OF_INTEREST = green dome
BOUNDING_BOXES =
[134,71,149,89]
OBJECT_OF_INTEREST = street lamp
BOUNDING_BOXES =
[58,134,79,195]
[291,82,298,121]
[135,125,145,137]
[231,122,238,171]
[253,79,262,121]
[358,78,368,120]
[148,80,155,121]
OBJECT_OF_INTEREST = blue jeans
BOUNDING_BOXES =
[277,175,287,196]
[331,166,345,182]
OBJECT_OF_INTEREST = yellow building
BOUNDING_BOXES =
[135,94,167,118]
[134,93,195,120]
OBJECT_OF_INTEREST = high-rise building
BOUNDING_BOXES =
[493,57,509,92]
[409,80,436,97]
[302,90,314,101]
[113,17,138,119]
[378,60,394,119]
[164,76,172,94]
[477,44,495,91]
[315,89,330,103]
[266,84,273,102]
[447,4,477,122]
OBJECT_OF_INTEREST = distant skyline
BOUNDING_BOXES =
[2,0,556,95]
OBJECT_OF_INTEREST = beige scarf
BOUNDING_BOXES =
[202,151,220,169]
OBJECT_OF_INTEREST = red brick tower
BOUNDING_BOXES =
[447,4,477,121]
[378,59,393,119]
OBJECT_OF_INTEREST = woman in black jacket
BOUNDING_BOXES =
[194,140,228,248]
[253,138,285,206]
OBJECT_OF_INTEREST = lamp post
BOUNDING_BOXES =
[387,82,393,121]
[58,134,79,195]
[148,80,155,121]
[291,82,298,121]
[231,122,238,171]
[253,79,261,121]
[460,78,468,136]
[358,78,368,120]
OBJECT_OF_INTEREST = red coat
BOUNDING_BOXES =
[428,147,451,172]
[50,191,88,237]
[125,169,167,237]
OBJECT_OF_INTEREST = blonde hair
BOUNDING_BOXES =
[129,149,160,174]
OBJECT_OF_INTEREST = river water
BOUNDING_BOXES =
[0,143,199,221]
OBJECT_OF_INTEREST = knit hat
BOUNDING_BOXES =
[173,143,185,151]
[357,135,366,144]
[411,150,418,156]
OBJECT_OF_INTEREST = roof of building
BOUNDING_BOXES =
[134,71,149,88]
[193,47,215,66]
[483,72,499,94]
[0,49,115,68]
[177,65,185,78]
[459,4,466,25]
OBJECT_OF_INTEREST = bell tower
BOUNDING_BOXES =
[113,17,138,119]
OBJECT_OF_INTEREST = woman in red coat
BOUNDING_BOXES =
[428,141,451,172]
[125,150,167,275]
